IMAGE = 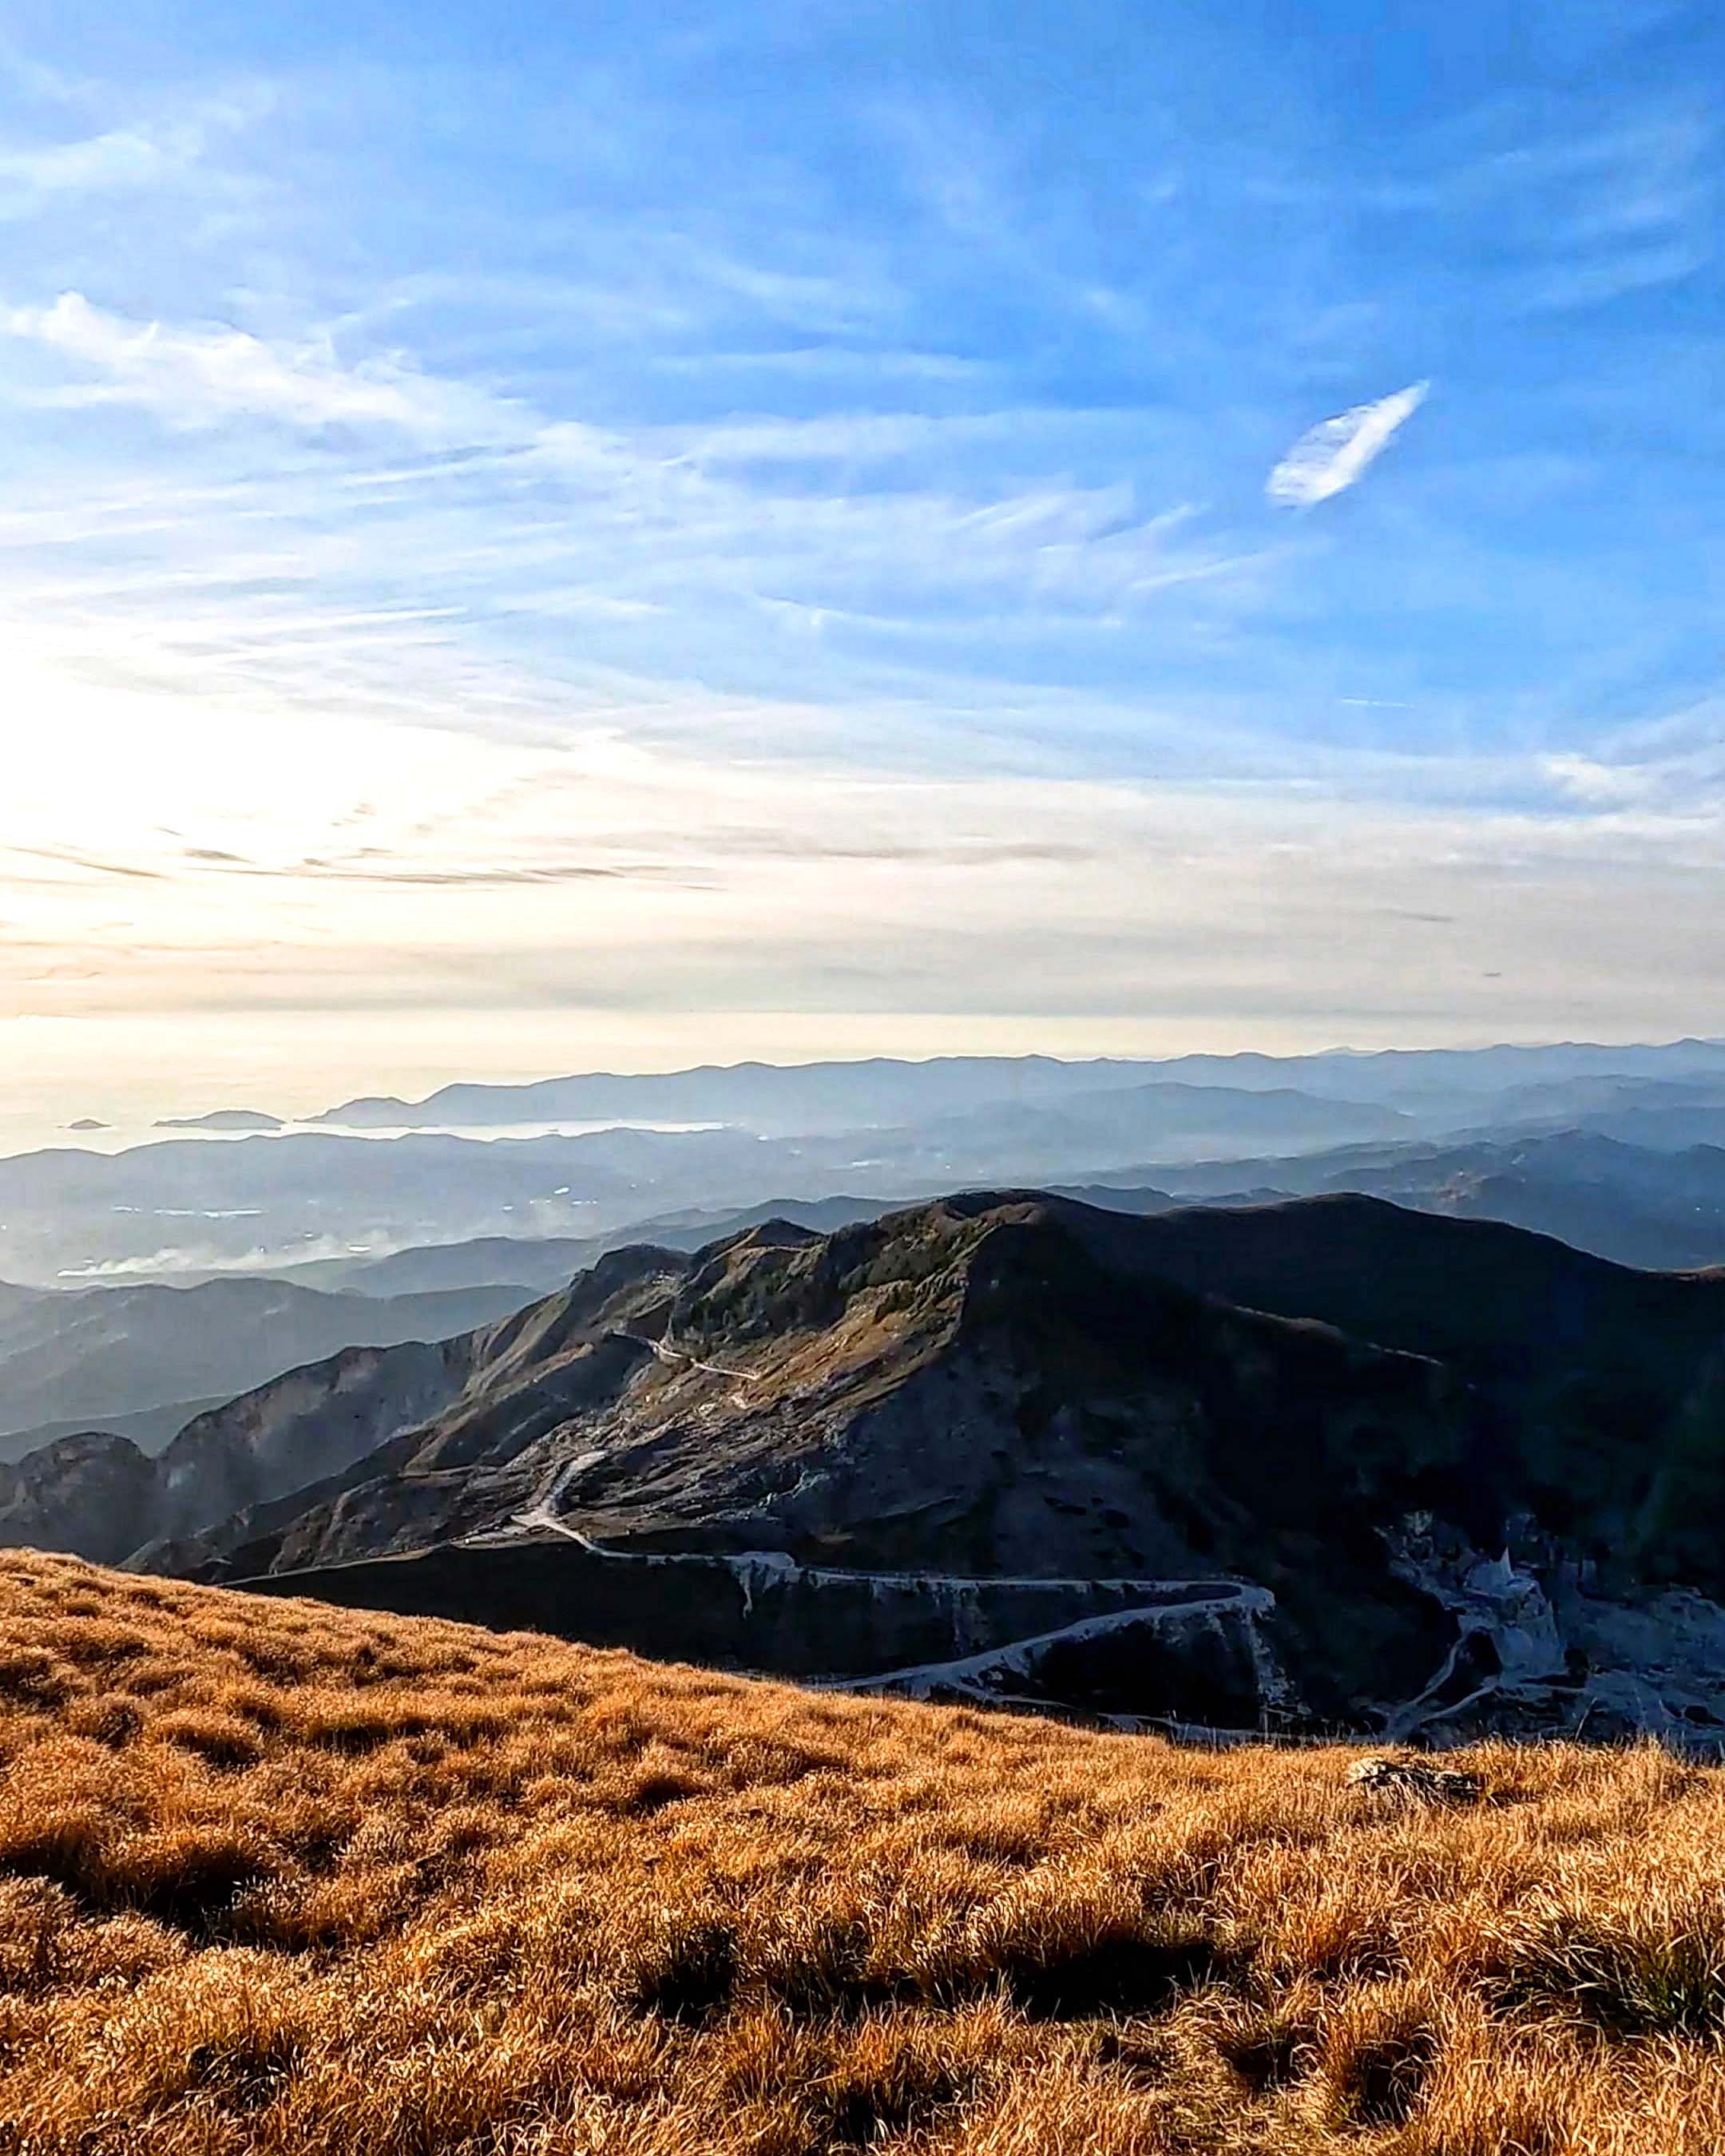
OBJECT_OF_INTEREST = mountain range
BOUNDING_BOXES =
[15,1043,1725,1294]
[8,1190,1725,1744]
[130,1124,1725,1304]
[309,1040,1725,1132]
[1084,1129,1725,1272]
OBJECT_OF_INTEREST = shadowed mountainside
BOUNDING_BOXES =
[0,1272,538,1440]
[1085,1130,1725,1273]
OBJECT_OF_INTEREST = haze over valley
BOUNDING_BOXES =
[17,1040,1725,1288]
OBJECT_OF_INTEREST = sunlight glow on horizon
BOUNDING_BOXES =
[2,1,1722,1102]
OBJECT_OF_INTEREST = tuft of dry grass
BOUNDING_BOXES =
[1,1552,1723,2151]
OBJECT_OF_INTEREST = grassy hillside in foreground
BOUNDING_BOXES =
[2,1560,1725,2153]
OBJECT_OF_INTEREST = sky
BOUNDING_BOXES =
[2,0,1723,1130]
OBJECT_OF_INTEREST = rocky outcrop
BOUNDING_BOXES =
[1344,1757,1485,1806]
[6,1338,479,1564]
[0,1431,157,1567]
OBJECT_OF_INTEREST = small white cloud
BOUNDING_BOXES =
[1541,753,1648,807]
[0,129,169,195]
[0,90,273,218]
[1266,380,1430,508]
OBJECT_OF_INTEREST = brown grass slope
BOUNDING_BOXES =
[4,1555,1725,2152]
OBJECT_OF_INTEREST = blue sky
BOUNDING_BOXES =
[1,0,1722,1125]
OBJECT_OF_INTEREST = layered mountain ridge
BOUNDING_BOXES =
[6,1191,1725,1742]
[0,1272,540,1446]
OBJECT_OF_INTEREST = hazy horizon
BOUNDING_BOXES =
[9,1018,1725,1163]
[4,2,1723,1108]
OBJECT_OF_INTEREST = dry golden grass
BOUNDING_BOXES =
[1,1552,1723,2153]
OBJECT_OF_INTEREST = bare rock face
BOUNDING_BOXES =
[1376,1516,1725,1748]
[150,1339,477,1542]
[2,1338,479,1568]
[0,1432,155,1565]
[0,1272,531,1440]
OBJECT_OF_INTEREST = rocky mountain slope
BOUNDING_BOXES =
[0,1396,230,1468]
[0,1331,482,1568]
[8,1191,1725,1741]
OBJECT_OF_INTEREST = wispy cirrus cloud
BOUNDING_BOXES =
[1520,239,1706,313]
[1266,382,1430,508]
[2,291,524,439]
[1541,700,1725,814]
[0,283,1258,759]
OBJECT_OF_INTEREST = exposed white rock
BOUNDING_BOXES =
[1382,1515,1725,1750]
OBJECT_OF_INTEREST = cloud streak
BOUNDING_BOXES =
[1266,382,1430,508]
[2,293,525,441]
